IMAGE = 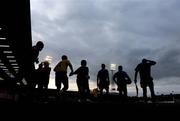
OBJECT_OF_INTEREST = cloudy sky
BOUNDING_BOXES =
[30,0,180,95]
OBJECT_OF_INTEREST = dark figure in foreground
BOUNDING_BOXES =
[70,60,90,101]
[54,55,73,93]
[23,41,44,101]
[36,61,51,99]
[41,61,51,99]
[97,64,110,95]
[113,66,131,97]
[134,58,156,101]
[41,61,51,90]
[32,41,44,71]
[31,41,44,88]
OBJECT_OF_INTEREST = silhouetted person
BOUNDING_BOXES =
[31,41,44,88]
[42,61,51,90]
[70,60,90,102]
[113,66,131,97]
[32,41,44,71]
[41,61,51,99]
[134,58,156,101]
[54,55,73,93]
[97,64,110,95]
[25,41,44,101]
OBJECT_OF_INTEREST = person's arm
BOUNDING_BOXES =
[68,62,74,76]
[53,64,58,72]
[125,72,131,84]
[146,59,156,65]
[107,70,110,82]
[106,70,110,86]
[53,62,60,72]
[47,67,51,75]
[113,73,117,84]
[134,70,138,84]
[86,67,90,79]
[73,67,81,75]
[69,68,78,76]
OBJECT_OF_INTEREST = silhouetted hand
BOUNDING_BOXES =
[35,58,39,64]
[69,72,73,76]
[86,75,90,79]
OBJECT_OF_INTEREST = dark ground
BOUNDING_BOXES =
[0,88,180,120]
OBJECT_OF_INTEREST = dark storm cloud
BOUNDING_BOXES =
[156,49,180,79]
[31,0,180,91]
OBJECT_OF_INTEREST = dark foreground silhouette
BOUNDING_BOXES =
[0,88,180,120]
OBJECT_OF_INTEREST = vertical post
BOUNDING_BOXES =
[110,64,116,91]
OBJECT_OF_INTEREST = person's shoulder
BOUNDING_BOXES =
[65,59,71,64]
[135,63,142,68]
[105,69,109,72]
[32,46,36,51]
[122,71,127,75]
[98,69,103,72]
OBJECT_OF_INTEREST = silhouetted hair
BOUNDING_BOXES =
[142,58,147,63]
[62,55,68,60]
[118,65,122,71]
[81,60,87,66]
[101,64,105,69]
[36,41,44,51]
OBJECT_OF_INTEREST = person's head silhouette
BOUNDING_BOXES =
[118,65,123,71]
[36,41,44,51]
[142,58,147,64]
[101,64,105,69]
[62,55,68,60]
[81,60,87,66]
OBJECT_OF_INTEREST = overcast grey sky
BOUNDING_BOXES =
[31,0,180,95]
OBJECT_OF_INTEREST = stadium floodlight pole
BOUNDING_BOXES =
[110,63,116,91]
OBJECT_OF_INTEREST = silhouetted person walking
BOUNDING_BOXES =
[54,55,73,93]
[31,41,44,88]
[42,61,51,90]
[25,41,44,101]
[113,66,131,97]
[134,58,156,101]
[32,41,44,71]
[70,60,90,102]
[41,61,51,99]
[97,64,110,95]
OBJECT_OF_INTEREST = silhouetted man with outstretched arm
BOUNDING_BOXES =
[134,58,156,101]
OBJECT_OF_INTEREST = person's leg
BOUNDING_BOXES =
[118,86,122,96]
[62,74,68,91]
[123,85,127,97]
[100,88,103,95]
[141,82,148,101]
[148,81,155,99]
[55,73,61,92]
[142,87,147,101]
[105,87,109,94]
